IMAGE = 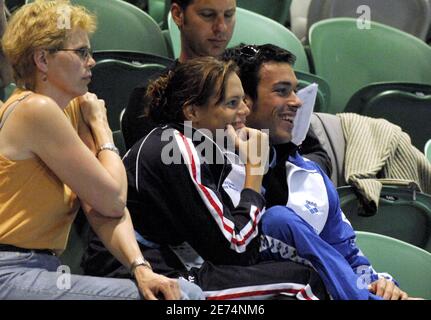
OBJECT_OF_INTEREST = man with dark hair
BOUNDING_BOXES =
[121,0,332,179]
[222,43,410,300]
[170,0,236,61]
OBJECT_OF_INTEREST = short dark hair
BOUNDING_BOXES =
[222,44,296,102]
[171,0,194,10]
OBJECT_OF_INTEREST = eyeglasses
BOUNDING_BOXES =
[50,47,93,61]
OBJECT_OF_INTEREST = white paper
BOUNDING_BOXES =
[291,83,318,146]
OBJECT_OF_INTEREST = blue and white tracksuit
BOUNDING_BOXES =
[224,145,395,300]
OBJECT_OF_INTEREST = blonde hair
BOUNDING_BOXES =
[2,0,96,89]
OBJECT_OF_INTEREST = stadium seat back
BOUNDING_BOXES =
[307,0,431,41]
[236,0,292,26]
[425,139,431,163]
[309,18,431,114]
[345,84,431,151]
[355,231,431,299]
[92,50,174,65]
[295,71,331,112]
[339,185,431,253]
[88,59,167,130]
[0,83,16,102]
[346,82,431,109]
[113,129,127,157]
[148,0,167,27]
[69,0,168,56]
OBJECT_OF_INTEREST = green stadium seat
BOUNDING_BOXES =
[88,58,167,130]
[309,18,431,114]
[237,0,292,26]
[345,82,431,151]
[162,29,175,59]
[65,0,168,56]
[147,0,173,29]
[92,50,173,65]
[346,82,431,108]
[295,71,331,112]
[355,231,431,299]
[113,129,127,157]
[5,0,24,12]
[338,185,431,253]
[425,139,431,163]
[27,0,168,55]
[0,82,16,102]
[307,0,431,41]
[168,7,310,72]
[148,0,165,25]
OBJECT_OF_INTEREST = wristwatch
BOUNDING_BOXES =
[130,256,152,276]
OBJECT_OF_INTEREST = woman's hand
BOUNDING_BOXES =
[78,93,114,148]
[226,125,269,193]
[226,125,269,175]
[78,93,108,127]
[133,266,181,300]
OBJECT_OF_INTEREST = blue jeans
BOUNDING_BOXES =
[0,250,203,300]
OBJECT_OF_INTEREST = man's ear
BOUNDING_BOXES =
[183,103,200,122]
[33,49,49,74]
[171,3,185,28]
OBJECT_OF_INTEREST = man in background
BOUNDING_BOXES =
[121,0,332,178]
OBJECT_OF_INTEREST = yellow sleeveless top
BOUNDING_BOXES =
[0,94,82,252]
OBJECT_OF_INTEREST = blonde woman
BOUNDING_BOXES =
[0,0,202,300]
